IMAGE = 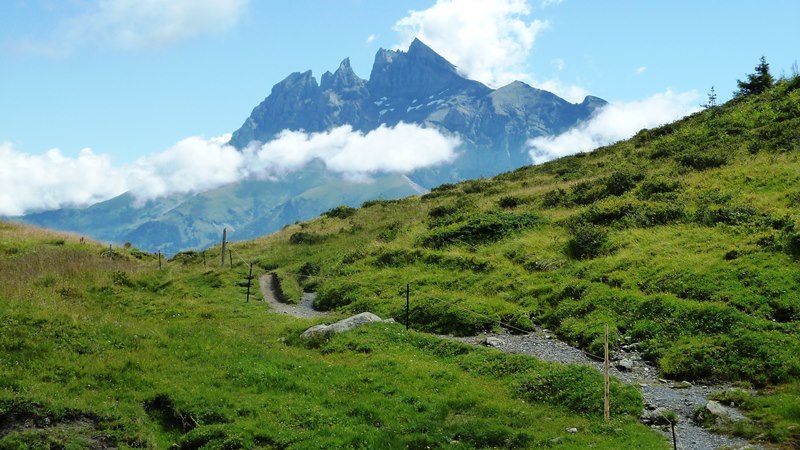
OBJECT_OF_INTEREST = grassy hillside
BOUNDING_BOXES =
[226,76,800,443]
[0,222,663,448]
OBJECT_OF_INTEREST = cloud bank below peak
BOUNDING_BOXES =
[1,123,460,216]
[528,89,701,164]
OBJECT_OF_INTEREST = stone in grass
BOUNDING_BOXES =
[640,407,674,425]
[566,427,578,433]
[301,312,390,339]
[695,400,745,426]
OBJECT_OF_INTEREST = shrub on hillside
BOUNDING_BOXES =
[420,211,544,249]
[637,177,681,199]
[605,170,643,196]
[785,232,800,258]
[565,224,609,259]
[288,231,323,245]
[323,205,356,219]
[377,222,402,242]
[570,180,608,205]
[695,202,767,227]
[361,198,403,208]
[541,188,567,208]
[498,195,526,209]
[573,200,686,228]
[676,150,728,170]
[461,179,494,194]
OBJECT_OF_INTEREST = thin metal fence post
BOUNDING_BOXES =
[246,263,253,303]
[406,283,410,331]
[604,323,610,422]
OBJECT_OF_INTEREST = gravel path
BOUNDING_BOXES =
[258,274,327,318]
[449,328,756,450]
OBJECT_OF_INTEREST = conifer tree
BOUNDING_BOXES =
[702,86,717,108]
[736,56,774,96]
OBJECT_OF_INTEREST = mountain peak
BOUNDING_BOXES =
[368,38,479,97]
[320,57,366,92]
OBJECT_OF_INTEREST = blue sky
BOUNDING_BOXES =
[1,0,798,214]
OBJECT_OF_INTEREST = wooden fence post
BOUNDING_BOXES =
[220,228,227,268]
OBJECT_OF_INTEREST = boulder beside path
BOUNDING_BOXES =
[301,312,395,339]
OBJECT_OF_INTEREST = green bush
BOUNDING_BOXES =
[288,232,323,245]
[421,211,544,249]
[785,232,800,258]
[570,180,609,205]
[498,195,525,209]
[605,170,643,196]
[573,200,686,228]
[637,177,681,199]
[323,205,357,219]
[541,188,567,208]
[566,224,609,259]
[676,150,728,170]
[377,222,402,242]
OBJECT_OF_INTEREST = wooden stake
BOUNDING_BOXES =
[158,251,162,269]
[604,323,610,422]
[220,228,227,268]
[229,250,233,269]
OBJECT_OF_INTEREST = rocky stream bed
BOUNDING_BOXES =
[449,328,757,450]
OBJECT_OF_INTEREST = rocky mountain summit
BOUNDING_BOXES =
[231,38,605,185]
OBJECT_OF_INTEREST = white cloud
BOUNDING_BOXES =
[0,143,127,216]
[247,123,460,179]
[18,0,249,54]
[636,66,648,75]
[392,0,590,103]
[0,124,460,215]
[366,34,378,45]
[125,134,245,200]
[528,90,700,164]
[393,0,548,88]
[540,0,564,6]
